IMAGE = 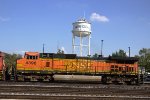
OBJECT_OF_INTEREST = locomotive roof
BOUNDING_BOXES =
[40,53,77,59]
[25,52,39,56]
[26,52,138,62]
[107,56,138,62]
[91,56,138,63]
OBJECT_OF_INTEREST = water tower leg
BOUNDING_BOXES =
[88,35,90,56]
[80,35,82,56]
[72,35,75,54]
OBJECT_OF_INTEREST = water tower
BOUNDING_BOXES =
[72,18,91,56]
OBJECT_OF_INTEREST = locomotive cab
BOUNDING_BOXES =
[16,52,54,81]
[24,52,39,60]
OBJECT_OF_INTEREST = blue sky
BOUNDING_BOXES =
[0,0,150,56]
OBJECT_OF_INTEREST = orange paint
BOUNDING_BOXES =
[17,52,138,75]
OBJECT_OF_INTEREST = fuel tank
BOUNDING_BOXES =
[53,75,102,82]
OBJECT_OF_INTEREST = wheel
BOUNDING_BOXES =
[102,76,107,84]
[49,75,54,82]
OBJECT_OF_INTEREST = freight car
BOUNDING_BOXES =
[16,52,141,84]
[0,52,6,80]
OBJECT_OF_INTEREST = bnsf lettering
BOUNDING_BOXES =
[26,61,36,65]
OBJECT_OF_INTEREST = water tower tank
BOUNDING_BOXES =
[72,19,91,37]
[72,18,91,56]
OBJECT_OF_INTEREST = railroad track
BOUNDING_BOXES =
[0,81,149,89]
[0,92,150,99]
[0,83,149,90]
[0,82,149,99]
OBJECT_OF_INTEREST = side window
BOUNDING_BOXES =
[126,66,129,72]
[111,65,114,69]
[27,56,30,59]
[119,67,122,71]
[29,56,32,59]
[33,56,35,59]
[46,62,50,67]
[111,65,118,72]
[129,67,131,72]
[111,65,114,71]
[129,67,134,72]
[131,67,134,72]
[115,65,118,72]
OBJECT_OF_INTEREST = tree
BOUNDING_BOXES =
[137,48,150,72]
[92,53,99,58]
[4,53,22,73]
[57,49,64,54]
[112,49,127,57]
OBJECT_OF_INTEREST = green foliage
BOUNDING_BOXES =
[57,49,64,54]
[4,53,22,72]
[112,49,127,57]
[137,48,150,72]
[92,53,99,58]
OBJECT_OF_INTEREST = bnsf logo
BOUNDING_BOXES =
[26,61,36,65]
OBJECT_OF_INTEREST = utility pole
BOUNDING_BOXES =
[43,44,45,53]
[128,47,130,57]
[101,40,104,57]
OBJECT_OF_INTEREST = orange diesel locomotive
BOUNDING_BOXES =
[16,52,139,84]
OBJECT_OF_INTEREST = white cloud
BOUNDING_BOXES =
[0,16,10,22]
[90,13,109,22]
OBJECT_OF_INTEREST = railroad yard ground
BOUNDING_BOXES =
[0,81,150,100]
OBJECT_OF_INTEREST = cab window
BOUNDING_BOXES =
[27,55,38,60]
